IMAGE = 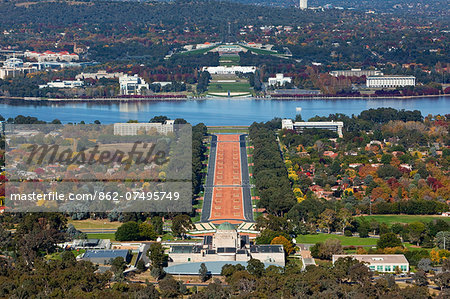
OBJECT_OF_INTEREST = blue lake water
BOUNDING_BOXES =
[0,96,449,125]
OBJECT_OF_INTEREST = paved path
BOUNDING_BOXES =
[201,134,253,224]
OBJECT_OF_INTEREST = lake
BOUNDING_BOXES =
[0,96,449,125]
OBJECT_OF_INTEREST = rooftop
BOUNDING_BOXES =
[164,261,280,275]
[333,254,409,264]
[83,249,129,259]
[250,244,284,253]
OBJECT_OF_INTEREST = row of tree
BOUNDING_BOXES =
[249,122,296,216]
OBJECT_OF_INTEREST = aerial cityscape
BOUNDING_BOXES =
[0,0,449,298]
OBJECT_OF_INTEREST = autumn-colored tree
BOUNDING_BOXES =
[271,236,294,255]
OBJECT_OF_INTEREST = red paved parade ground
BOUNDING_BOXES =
[209,134,244,224]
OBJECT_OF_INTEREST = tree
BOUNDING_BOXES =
[333,256,360,283]
[433,272,450,291]
[413,270,428,286]
[149,115,168,123]
[358,219,370,238]
[337,208,352,234]
[247,258,265,278]
[115,221,140,241]
[377,165,402,179]
[111,256,127,281]
[435,231,450,250]
[151,216,164,235]
[191,279,230,299]
[171,215,193,239]
[318,208,336,233]
[221,264,246,282]
[270,236,294,255]
[138,222,157,241]
[321,238,343,260]
[377,233,402,249]
[380,153,393,164]
[0,224,12,252]
[408,222,426,246]
[199,263,210,282]
[311,239,343,260]
[443,258,450,272]
[348,262,372,286]
[159,275,183,298]
[417,258,432,272]
[136,259,146,273]
[147,242,167,279]
[310,242,323,259]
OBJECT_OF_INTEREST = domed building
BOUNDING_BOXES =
[165,222,285,275]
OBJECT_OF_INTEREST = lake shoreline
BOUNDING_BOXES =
[0,93,448,103]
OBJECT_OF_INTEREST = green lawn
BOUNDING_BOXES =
[161,233,175,241]
[208,128,249,134]
[86,233,116,241]
[47,249,85,261]
[357,215,450,226]
[295,234,378,246]
[241,45,277,55]
[68,219,121,230]
[178,45,218,55]
[219,56,240,66]
[207,82,252,93]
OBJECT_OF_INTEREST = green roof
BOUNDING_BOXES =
[217,222,235,231]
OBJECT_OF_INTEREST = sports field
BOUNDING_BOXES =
[208,134,245,224]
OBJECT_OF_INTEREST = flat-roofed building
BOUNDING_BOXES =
[366,76,415,88]
[202,66,256,75]
[39,80,84,89]
[119,74,149,95]
[332,254,409,273]
[76,70,124,80]
[113,120,175,136]
[80,249,131,265]
[0,58,38,79]
[330,69,383,77]
[282,119,344,138]
[66,239,111,250]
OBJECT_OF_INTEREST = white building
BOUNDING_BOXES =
[24,50,79,62]
[119,74,149,95]
[299,0,307,9]
[202,66,256,75]
[166,222,285,275]
[332,254,409,273]
[0,58,38,79]
[113,120,175,136]
[330,69,383,77]
[268,74,292,86]
[366,76,416,88]
[282,119,344,138]
[39,80,84,89]
[4,57,23,68]
[75,70,124,80]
